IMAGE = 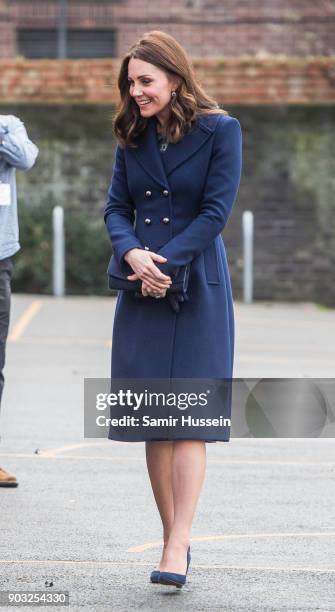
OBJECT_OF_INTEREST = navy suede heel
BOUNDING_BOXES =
[150,569,160,583]
[158,545,191,588]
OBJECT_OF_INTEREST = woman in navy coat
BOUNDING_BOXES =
[104,30,242,588]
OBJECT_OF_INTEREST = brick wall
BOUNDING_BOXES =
[1,1,334,302]
[0,0,15,58]
[1,104,334,303]
[0,57,334,104]
[3,0,335,59]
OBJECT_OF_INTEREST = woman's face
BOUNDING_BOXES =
[127,57,176,123]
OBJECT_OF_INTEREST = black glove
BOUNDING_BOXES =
[166,291,189,313]
[134,290,189,313]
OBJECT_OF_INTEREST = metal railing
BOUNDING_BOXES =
[52,205,65,296]
[242,210,254,304]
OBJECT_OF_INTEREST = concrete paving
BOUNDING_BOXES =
[1,295,335,611]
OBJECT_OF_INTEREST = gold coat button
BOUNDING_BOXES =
[162,217,170,224]
[144,218,151,225]
[145,190,152,197]
[163,189,169,196]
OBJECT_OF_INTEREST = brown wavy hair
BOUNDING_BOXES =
[113,30,228,148]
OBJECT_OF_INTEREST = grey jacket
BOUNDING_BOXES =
[0,114,39,260]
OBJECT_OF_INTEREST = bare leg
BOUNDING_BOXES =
[160,440,207,574]
[145,440,175,568]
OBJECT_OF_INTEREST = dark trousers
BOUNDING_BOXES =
[0,257,13,411]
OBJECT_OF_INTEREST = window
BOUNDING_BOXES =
[17,28,117,59]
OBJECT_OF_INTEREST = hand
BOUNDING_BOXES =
[124,248,172,294]
[141,280,167,298]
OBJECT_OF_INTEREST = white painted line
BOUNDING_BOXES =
[193,564,335,572]
[1,453,335,466]
[0,559,333,573]
[8,300,42,341]
[206,459,335,466]
[0,560,154,566]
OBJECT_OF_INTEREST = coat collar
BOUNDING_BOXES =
[129,113,221,189]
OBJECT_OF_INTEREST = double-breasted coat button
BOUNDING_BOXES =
[144,218,151,224]
[145,190,152,197]
[144,246,150,250]
[162,189,169,196]
[162,217,170,224]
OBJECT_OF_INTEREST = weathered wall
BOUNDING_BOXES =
[2,0,335,59]
[0,0,15,58]
[1,104,334,303]
[0,57,335,104]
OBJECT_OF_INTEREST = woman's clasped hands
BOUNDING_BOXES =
[124,248,172,298]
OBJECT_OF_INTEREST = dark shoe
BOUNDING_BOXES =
[158,545,190,588]
[0,466,18,487]
[150,569,160,583]
[159,570,186,588]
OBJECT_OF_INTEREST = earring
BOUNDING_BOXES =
[171,91,176,99]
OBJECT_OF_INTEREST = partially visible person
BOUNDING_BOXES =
[0,114,39,487]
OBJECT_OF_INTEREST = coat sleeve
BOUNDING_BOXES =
[104,143,143,265]
[156,116,242,275]
[0,115,39,171]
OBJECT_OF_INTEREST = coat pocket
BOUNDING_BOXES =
[203,240,221,284]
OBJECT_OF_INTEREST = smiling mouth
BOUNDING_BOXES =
[138,99,152,106]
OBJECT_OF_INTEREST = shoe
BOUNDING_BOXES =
[150,569,160,583]
[158,545,191,588]
[151,545,191,586]
[0,467,18,487]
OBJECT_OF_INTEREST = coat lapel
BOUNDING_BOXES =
[130,113,221,189]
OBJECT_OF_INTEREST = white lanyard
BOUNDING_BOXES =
[0,182,11,206]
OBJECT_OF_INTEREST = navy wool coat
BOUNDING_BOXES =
[104,112,242,380]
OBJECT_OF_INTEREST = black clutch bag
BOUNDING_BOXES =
[107,254,190,295]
